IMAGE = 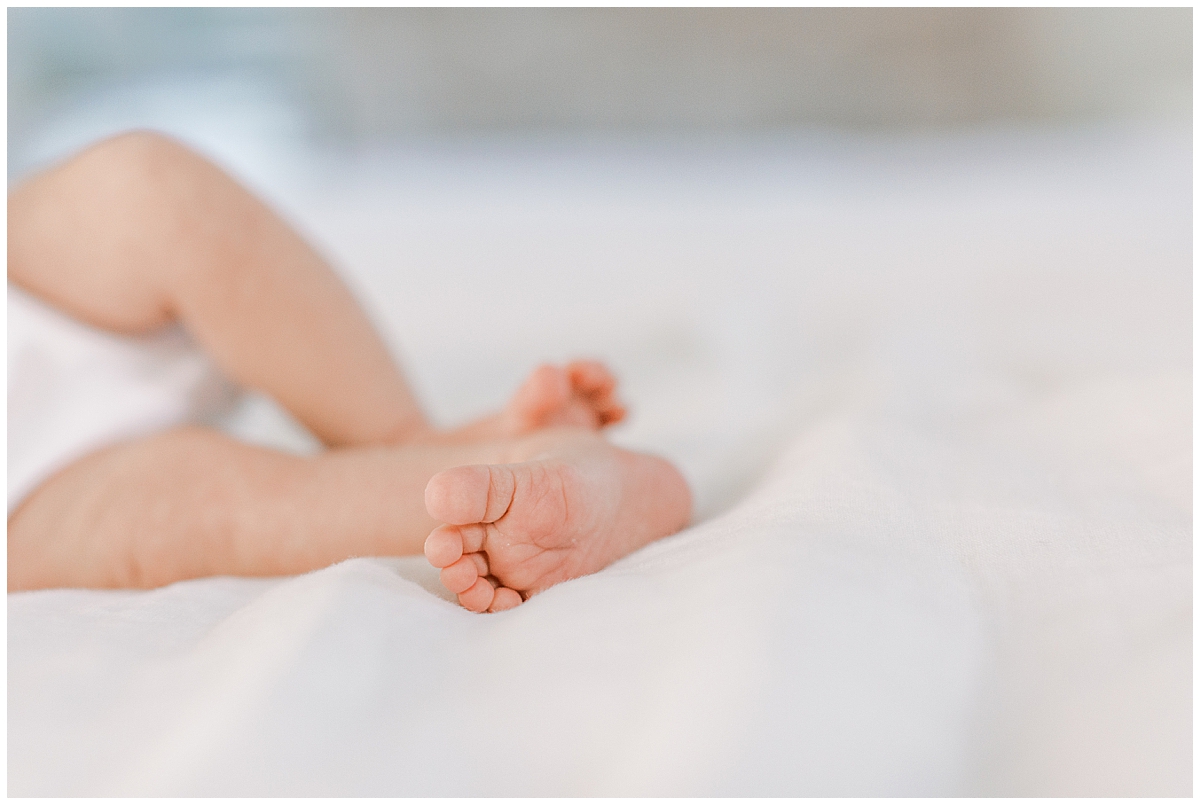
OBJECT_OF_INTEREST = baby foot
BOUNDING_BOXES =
[504,360,626,433]
[423,433,691,612]
[426,361,626,446]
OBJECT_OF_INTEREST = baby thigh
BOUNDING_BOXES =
[8,427,294,591]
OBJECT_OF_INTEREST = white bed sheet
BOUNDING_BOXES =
[8,126,1191,796]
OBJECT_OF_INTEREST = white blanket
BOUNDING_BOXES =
[8,126,1190,795]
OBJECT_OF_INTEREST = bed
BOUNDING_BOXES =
[8,125,1190,795]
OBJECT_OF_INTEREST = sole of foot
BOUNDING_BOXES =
[423,434,690,612]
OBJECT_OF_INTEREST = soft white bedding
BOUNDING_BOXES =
[8,126,1190,795]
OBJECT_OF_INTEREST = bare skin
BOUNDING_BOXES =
[424,436,691,612]
[7,131,690,606]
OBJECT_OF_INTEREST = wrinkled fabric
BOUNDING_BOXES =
[9,127,1189,796]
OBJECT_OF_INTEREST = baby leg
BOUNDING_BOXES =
[7,425,512,590]
[9,132,628,447]
[8,131,428,447]
[6,133,670,594]
[8,424,692,598]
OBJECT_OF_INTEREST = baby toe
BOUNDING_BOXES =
[459,577,496,612]
[470,552,489,576]
[424,526,464,568]
[426,467,496,525]
[488,587,523,612]
[440,554,481,594]
[597,402,627,426]
[568,360,617,394]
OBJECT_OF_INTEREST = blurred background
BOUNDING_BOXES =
[7,7,1192,183]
